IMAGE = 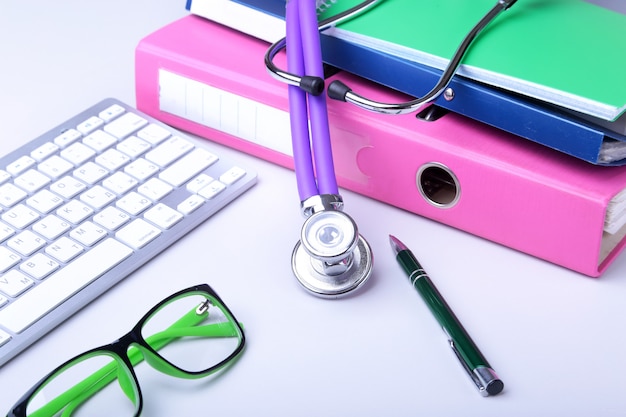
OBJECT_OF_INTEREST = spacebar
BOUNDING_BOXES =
[0,238,133,334]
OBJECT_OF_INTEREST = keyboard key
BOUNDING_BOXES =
[45,236,84,263]
[93,206,130,231]
[37,155,74,179]
[159,148,218,187]
[0,270,34,298]
[0,238,133,333]
[6,156,36,176]
[187,174,214,194]
[117,136,151,158]
[19,253,60,280]
[177,194,205,215]
[32,215,71,240]
[116,219,161,249]
[73,162,108,185]
[0,330,10,348]
[124,158,159,182]
[102,171,138,195]
[76,116,104,135]
[144,204,183,230]
[0,170,11,184]
[104,112,147,139]
[145,136,194,167]
[79,185,116,210]
[0,247,21,272]
[137,178,173,201]
[220,166,247,185]
[26,189,64,214]
[53,129,82,148]
[0,222,15,243]
[56,200,94,224]
[14,169,51,193]
[137,123,171,145]
[7,230,46,256]
[116,192,152,216]
[95,148,130,171]
[69,221,107,246]
[2,204,40,229]
[0,183,28,208]
[30,142,60,162]
[50,176,87,199]
[98,104,125,122]
[60,142,96,165]
[83,130,117,152]
[198,181,226,199]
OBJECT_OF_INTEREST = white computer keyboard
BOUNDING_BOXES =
[0,98,257,366]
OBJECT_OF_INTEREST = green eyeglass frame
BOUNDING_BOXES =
[6,283,245,417]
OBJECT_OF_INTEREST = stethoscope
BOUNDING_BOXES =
[281,0,373,298]
[266,0,516,297]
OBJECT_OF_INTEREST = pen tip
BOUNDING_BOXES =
[388,235,407,254]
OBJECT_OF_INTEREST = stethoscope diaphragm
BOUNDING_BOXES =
[292,210,373,298]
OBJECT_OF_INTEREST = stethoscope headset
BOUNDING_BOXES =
[265,0,517,298]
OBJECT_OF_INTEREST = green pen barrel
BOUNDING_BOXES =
[396,250,491,371]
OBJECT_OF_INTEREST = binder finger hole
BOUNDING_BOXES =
[417,163,460,208]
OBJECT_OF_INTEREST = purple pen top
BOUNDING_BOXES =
[389,235,408,254]
[286,0,318,201]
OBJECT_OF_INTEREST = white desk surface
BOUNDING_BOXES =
[2,2,626,416]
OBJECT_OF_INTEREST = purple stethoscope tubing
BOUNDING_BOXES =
[286,0,339,202]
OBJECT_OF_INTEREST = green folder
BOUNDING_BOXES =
[320,0,626,121]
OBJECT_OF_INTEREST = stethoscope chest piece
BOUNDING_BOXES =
[292,210,373,298]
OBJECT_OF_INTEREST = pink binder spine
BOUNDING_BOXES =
[333,81,613,276]
[135,16,292,170]
[135,16,626,276]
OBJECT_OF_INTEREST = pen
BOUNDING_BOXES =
[389,235,504,396]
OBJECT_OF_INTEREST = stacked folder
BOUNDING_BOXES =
[134,1,626,276]
[186,0,626,165]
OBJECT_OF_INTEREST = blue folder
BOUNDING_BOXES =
[187,0,626,166]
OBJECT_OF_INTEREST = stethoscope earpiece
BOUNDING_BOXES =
[265,0,518,115]
[292,209,373,298]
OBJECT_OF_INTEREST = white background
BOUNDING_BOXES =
[1,1,626,416]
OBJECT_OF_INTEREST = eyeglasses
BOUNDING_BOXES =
[6,284,245,417]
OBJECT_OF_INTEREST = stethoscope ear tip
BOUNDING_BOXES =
[299,75,325,96]
[327,80,351,102]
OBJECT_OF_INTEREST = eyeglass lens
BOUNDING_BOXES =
[26,352,139,416]
[140,292,242,372]
[23,292,242,417]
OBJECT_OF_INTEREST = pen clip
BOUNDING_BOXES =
[449,339,488,396]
